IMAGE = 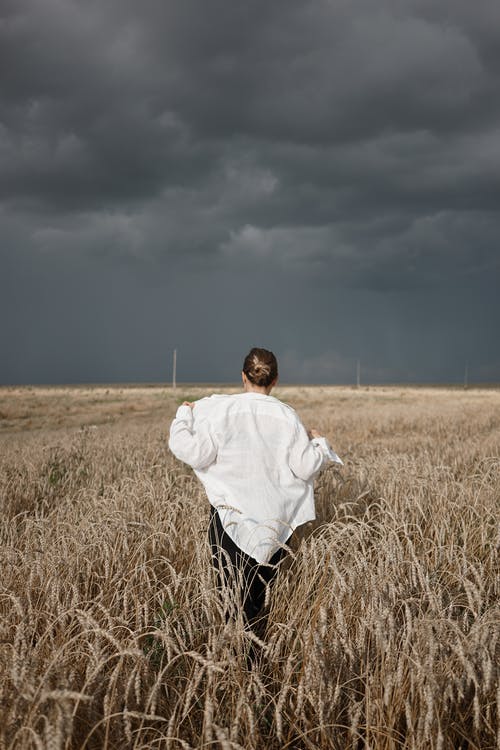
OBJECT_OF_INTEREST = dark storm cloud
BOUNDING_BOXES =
[1,0,499,383]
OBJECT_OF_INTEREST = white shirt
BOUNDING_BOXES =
[168,392,343,564]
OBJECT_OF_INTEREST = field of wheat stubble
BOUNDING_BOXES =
[0,384,498,749]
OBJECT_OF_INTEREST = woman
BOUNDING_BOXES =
[168,347,343,633]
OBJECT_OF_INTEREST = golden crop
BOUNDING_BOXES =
[1,385,498,749]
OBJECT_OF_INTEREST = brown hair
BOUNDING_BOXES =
[242,347,278,388]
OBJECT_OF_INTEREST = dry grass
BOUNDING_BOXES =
[0,384,499,749]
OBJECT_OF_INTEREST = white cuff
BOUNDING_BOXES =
[312,436,344,465]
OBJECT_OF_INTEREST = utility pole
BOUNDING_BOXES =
[464,361,468,390]
[172,349,177,389]
[356,358,360,388]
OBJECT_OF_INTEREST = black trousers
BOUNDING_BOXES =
[208,506,288,631]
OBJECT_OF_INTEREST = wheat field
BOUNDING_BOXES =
[0,384,499,749]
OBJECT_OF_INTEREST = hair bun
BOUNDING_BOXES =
[243,347,278,388]
[254,363,270,374]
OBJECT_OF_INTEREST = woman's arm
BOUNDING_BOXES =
[289,419,343,482]
[168,403,217,471]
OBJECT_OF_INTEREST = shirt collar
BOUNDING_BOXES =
[239,391,275,400]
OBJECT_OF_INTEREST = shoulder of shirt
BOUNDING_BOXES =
[272,397,296,413]
[191,394,233,415]
[196,394,233,404]
[193,393,299,419]
[271,398,301,423]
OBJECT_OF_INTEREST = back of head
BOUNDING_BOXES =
[243,347,278,388]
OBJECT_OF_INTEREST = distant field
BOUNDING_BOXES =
[1,385,499,748]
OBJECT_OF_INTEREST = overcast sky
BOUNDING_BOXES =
[1,0,499,385]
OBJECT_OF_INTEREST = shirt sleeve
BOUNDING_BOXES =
[168,404,217,471]
[289,419,343,482]
[311,436,344,467]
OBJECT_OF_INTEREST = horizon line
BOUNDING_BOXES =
[1,381,499,390]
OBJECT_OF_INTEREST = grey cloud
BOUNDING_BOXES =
[3,0,500,209]
[1,0,499,384]
[118,0,495,141]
